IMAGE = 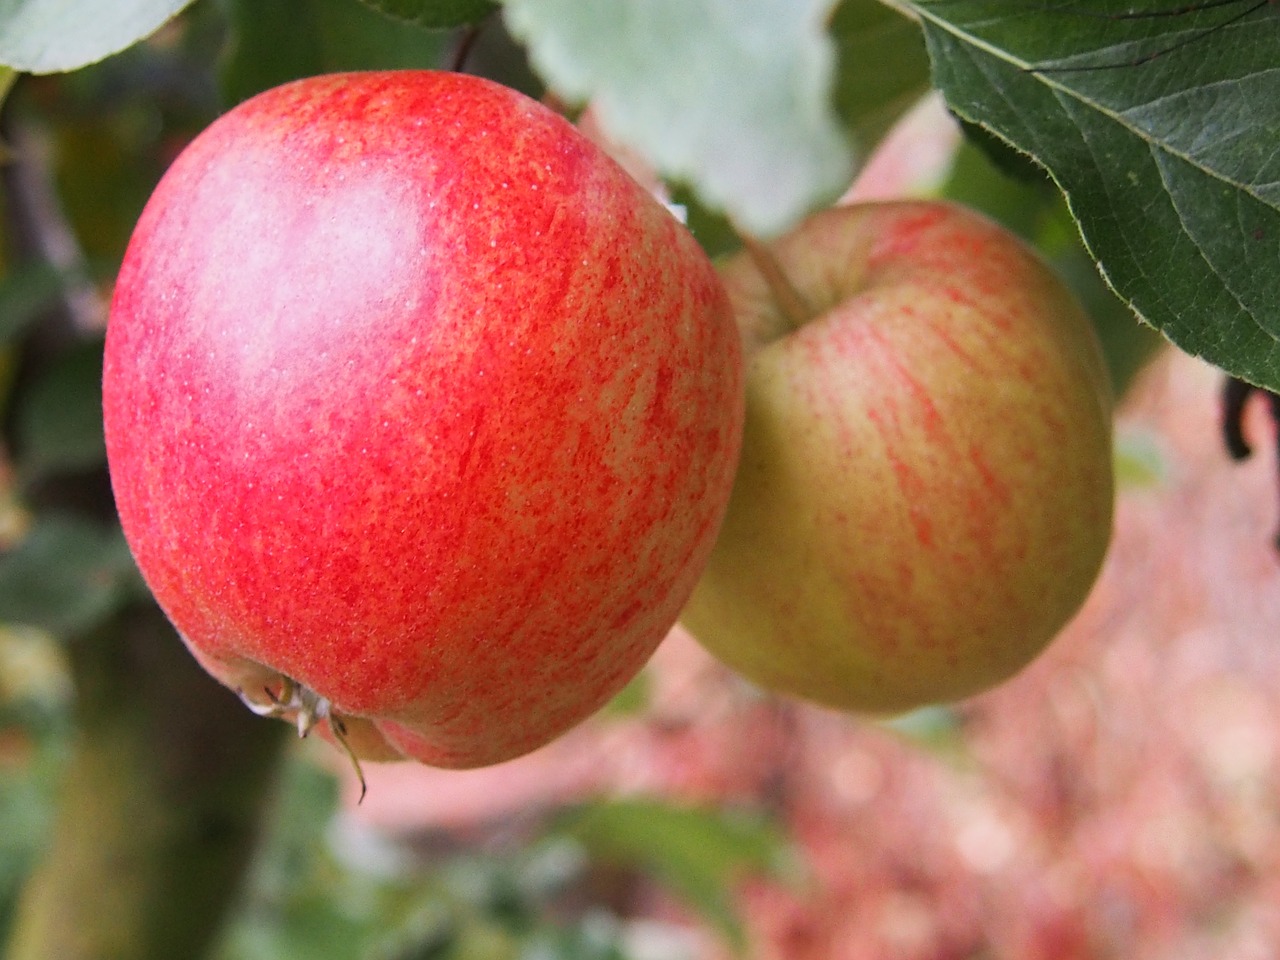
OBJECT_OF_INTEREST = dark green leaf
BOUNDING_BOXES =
[830,0,932,150]
[670,185,742,260]
[0,514,140,637]
[0,264,65,346]
[953,118,1047,186]
[14,339,107,478]
[220,0,450,106]
[1046,215,1165,397]
[554,799,796,953]
[358,0,497,29]
[502,0,855,237]
[0,0,195,73]
[905,0,1280,389]
[941,134,1057,239]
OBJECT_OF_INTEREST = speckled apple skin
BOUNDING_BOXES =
[682,201,1113,713]
[103,71,743,768]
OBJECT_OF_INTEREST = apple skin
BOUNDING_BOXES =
[102,71,744,768]
[680,200,1113,714]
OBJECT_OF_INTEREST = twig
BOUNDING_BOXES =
[1221,374,1280,552]
[450,17,490,74]
[0,101,106,343]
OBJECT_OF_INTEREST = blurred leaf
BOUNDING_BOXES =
[212,756,377,960]
[880,704,963,748]
[600,668,650,718]
[829,0,931,150]
[0,0,195,73]
[515,915,633,960]
[358,0,497,29]
[0,772,47,945]
[0,625,72,718]
[1046,220,1164,399]
[1115,427,1168,490]
[242,755,341,901]
[941,135,1057,240]
[0,722,67,947]
[221,898,370,960]
[502,0,854,237]
[454,16,543,100]
[554,799,794,953]
[52,120,168,267]
[362,898,459,960]
[14,339,106,478]
[0,67,15,108]
[221,0,450,106]
[0,513,140,638]
[0,263,65,345]
[669,185,742,261]
[908,0,1280,390]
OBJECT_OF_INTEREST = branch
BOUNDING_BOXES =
[5,604,288,960]
[0,104,106,345]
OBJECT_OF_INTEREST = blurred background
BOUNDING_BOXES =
[4,3,1279,959]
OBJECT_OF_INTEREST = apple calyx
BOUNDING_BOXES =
[238,676,367,802]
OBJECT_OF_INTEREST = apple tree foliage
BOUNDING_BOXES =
[1,0,1275,387]
[0,0,1273,958]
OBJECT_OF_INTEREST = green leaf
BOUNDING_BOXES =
[14,339,106,479]
[941,131,1059,240]
[904,0,1280,390]
[358,0,497,29]
[0,0,195,73]
[501,0,855,237]
[599,666,651,717]
[0,716,68,947]
[0,264,65,346]
[0,514,140,638]
[1115,427,1168,490]
[221,0,450,106]
[209,756,377,960]
[880,703,963,748]
[554,799,796,953]
[0,66,15,107]
[830,0,932,150]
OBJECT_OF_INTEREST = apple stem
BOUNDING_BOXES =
[740,233,813,333]
[238,678,368,803]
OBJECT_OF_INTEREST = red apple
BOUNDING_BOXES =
[681,200,1113,713]
[103,71,744,770]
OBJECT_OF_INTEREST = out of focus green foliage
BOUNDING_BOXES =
[2,655,792,960]
[0,628,71,946]
[206,750,794,960]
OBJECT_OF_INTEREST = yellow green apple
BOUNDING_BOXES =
[681,200,1114,713]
